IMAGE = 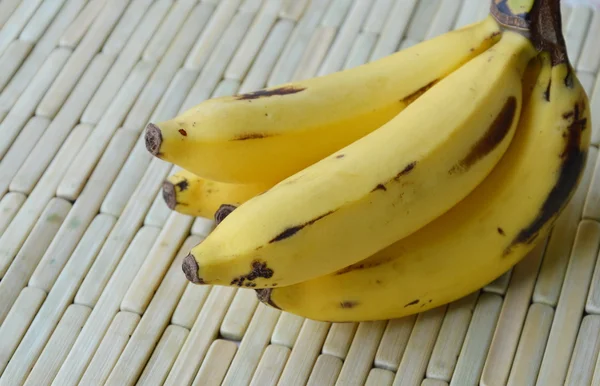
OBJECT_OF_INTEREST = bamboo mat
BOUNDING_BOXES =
[0,0,599,385]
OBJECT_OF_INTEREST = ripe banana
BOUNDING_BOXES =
[181,31,537,289]
[255,53,591,322]
[145,16,501,185]
[162,169,270,220]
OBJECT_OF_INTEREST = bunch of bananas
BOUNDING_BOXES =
[145,0,592,322]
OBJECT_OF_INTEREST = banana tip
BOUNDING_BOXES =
[255,288,281,310]
[145,123,162,156]
[182,254,204,284]
[162,181,177,210]
[215,204,237,225]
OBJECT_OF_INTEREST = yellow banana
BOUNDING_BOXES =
[255,54,591,322]
[145,16,501,184]
[162,169,270,220]
[181,31,537,289]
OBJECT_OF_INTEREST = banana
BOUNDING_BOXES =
[181,31,538,289]
[162,169,270,220]
[255,54,591,322]
[145,16,501,185]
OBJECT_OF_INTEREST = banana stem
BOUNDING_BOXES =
[491,0,569,65]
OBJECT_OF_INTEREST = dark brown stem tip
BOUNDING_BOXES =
[145,123,163,156]
[182,254,204,284]
[255,288,281,310]
[162,181,177,210]
[214,204,237,225]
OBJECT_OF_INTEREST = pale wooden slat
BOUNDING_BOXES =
[225,0,282,80]
[79,311,141,385]
[426,292,479,381]
[307,354,343,386]
[171,284,213,329]
[577,10,600,73]
[0,215,114,386]
[191,216,215,236]
[59,0,109,48]
[0,0,43,58]
[271,312,305,348]
[51,226,159,386]
[36,0,130,119]
[121,213,193,314]
[192,340,238,386]
[123,4,215,132]
[586,134,600,218]
[22,304,91,386]
[0,0,21,29]
[480,240,546,386]
[267,0,331,86]
[180,11,254,111]
[222,304,281,385]
[564,315,600,385]
[57,62,154,201]
[565,7,593,64]
[335,321,386,386]
[277,319,331,386]
[221,289,260,341]
[241,0,264,13]
[343,31,377,70]
[422,380,449,386]
[249,344,291,386]
[405,0,440,41]
[137,325,190,386]
[506,304,554,386]
[101,68,198,217]
[19,0,68,43]
[0,192,26,234]
[322,322,358,360]
[425,0,462,39]
[453,0,488,29]
[590,73,600,146]
[536,219,600,386]
[483,269,513,295]
[375,316,417,371]
[0,40,33,92]
[370,0,417,60]
[28,128,138,292]
[578,70,597,96]
[106,236,201,386]
[0,47,70,160]
[11,53,114,195]
[366,368,395,386]
[0,198,70,324]
[163,286,237,386]
[533,147,598,306]
[0,116,49,197]
[279,0,309,21]
[449,293,503,386]
[318,0,371,76]
[185,0,243,70]
[82,0,172,124]
[363,0,393,33]
[0,109,6,123]
[142,0,196,62]
[292,26,337,80]
[320,0,353,29]
[145,188,172,227]
[393,306,447,386]
[0,287,46,375]
[74,158,171,308]
[398,37,420,50]
[0,0,84,112]
[102,0,153,55]
[0,124,89,278]
[239,19,295,92]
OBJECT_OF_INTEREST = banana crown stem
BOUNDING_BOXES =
[490,0,569,65]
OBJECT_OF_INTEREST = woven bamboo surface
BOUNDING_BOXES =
[0,0,599,385]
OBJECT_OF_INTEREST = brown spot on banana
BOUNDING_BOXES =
[175,179,189,191]
[182,254,205,284]
[404,299,419,307]
[401,80,438,105]
[340,301,359,309]
[178,129,187,136]
[334,256,395,275]
[230,260,274,287]
[233,133,272,141]
[269,210,336,243]
[395,162,417,180]
[145,123,162,157]
[255,289,281,310]
[498,227,506,236]
[450,96,518,174]
[544,79,552,101]
[235,86,306,100]
[372,184,387,192]
[336,154,345,159]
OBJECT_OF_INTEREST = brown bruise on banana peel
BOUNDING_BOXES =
[371,161,417,193]
[404,299,419,307]
[505,98,588,254]
[269,210,336,243]
[401,80,438,105]
[182,254,205,284]
[235,86,306,100]
[450,96,518,174]
[233,133,272,141]
[334,256,395,275]
[340,301,359,309]
[145,123,163,157]
[255,289,281,310]
[230,260,274,287]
